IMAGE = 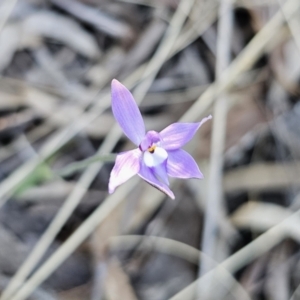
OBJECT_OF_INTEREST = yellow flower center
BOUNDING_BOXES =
[148,145,156,153]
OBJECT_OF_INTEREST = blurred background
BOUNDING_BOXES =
[0,0,300,299]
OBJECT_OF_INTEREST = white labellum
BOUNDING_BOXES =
[143,147,168,167]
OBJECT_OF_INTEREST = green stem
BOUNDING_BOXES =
[57,153,117,177]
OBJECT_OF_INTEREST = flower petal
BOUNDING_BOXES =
[109,148,141,193]
[167,149,203,179]
[111,79,145,145]
[160,115,212,150]
[138,162,174,199]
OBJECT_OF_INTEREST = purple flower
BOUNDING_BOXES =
[108,79,212,199]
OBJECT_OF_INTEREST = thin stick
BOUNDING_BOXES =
[277,0,300,53]
[198,0,233,296]
[0,0,18,32]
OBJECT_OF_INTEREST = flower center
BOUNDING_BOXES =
[139,130,160,152]
[148,145,156,153]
